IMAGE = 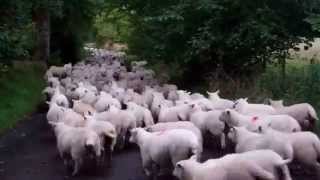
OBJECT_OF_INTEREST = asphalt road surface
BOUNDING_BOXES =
[0,105,317,180]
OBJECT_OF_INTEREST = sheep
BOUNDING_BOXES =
[158,104,195,122]
[83,115,117,165]
[145,121,203,154]
[47,63,72,78]
[150,92,167,119]
[50,122,102,176]
[47,77,60,88]
[42,86,55,100]
[234,98,276,115]
[237,150,292,180]
[94,91,121,112]
[269,99,318,130]
[126,102,154,127]
[173,155,228,180]
[60,109,86,127]
[91,108,136,149]
[177,90,192,101]
[51,86,69,108]
[206,90,234,110]
[74,83,98,105]
[46,101,66,123]
[189,106,225,149]
[261,128,320,177]
[227,126,294,162]
[220,109,301,133]
[129,128,201,178]
[174,153,276,180]
[122,89,146,106]
[72,99,96,116]
[190,93,205,100]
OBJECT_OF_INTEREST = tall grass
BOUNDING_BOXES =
[0,63,45,133]
[259,63,320,106]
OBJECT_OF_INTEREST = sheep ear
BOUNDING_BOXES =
[190,155,197,161]
[206,91,211,95]
[144,127,152,132]
[48,121,57,127]
[244,97,248,101]
[178,113,186,121]
[45,101,50,105]
[176,163,184,169]
[215,90,220,94]
[279,100,283,105]
[226,110,231,115]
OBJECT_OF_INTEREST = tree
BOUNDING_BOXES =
[107,0,320,84]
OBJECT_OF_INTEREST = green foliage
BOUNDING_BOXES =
[0,63,45,133]
[259,62,320,107]
[0,0,108,64]
[106,0,320,83]
[0,1,34,63]
[94,8,133,46]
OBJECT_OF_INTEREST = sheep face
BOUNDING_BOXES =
[129,128,141,143]
[85,133,102,159]
[173,162,184,179]
[227,127,237,142]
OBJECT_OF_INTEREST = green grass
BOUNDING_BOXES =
[0,62,45,134]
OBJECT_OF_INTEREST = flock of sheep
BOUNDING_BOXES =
[43,48,320,180]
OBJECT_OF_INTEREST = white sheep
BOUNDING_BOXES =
[220,109,301,133]
[227,126,294,162]
[83,115,117,165]
[92,108,136,149]
[234,98,276,115]
[50,122,102,176]
[60,109,86,127]
[189,106,225,149]
[129,128,201,178]
[207,90,234,110]
[269,99,318,130]
[145,121,203,153]
[74,83,98,105]
[42,86,55,100]
[72,100,96,116]
[47,63,72,78]
[46,101,66,123]
[94,91,121,112]
[47,77,60,88]
[150,92,172,119]
[261,128,320,177]
[174,153,276,180]
[158,104,195,122]
[51,86,69,108]
[126,102,154,127]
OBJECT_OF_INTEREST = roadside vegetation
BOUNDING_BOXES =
[0,63,45,133]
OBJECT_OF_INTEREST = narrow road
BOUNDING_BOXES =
[0,105,316,180]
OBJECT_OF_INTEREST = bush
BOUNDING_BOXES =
[0,63,45,133]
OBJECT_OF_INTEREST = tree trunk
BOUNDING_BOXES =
[33,7,50,68]
[279,56,286,91]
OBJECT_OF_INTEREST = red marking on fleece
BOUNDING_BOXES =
[251,116,259,123]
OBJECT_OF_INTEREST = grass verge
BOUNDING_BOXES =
[0,62,45,134]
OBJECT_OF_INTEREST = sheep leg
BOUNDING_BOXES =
[72,158,82,176]
[220,133,226,149]
[280,165,292,180]
[315,163,320,178]
[249,163,275,180]
[151,163,160,180]
[142,156,153,177]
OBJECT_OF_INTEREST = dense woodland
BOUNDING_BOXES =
[1,0,320,104]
